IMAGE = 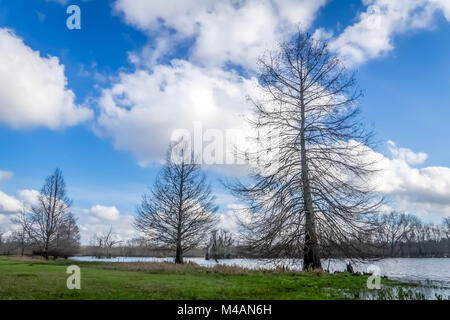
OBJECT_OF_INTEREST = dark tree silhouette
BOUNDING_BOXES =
[53,212,81,258]
[206,229,234,261]
[444,218,450,240]
[91,226,122,258]
[28,168,73,259]
[228,31,382,270]
[378,211,419,257]
[135,143,218,264]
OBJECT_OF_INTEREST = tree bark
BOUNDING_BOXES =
[175,162,185,264]
[175,243,184,264]
[44,240,49,260]
[300,77,322,271]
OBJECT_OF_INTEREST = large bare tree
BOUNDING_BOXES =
[135,144,218,263]
[28,168,73,259]
[229,31,382,270]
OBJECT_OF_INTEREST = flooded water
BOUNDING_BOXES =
[70,256,450,299]
[70,257,450,283]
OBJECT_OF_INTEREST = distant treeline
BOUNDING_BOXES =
[1,212,449,259]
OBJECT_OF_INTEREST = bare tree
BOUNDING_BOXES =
[228,31,382,270]
[53,212,81,258]
[206,229,234,261]
[135,143,218,264]
[0,231,3,253]
[10,208,32,256]
[27,168,73,259]
[444,217,450,240]
[378,211,418,257]
[91,226,122,258]
[102,227,122,258]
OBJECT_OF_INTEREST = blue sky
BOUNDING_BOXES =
[0,0,449,243]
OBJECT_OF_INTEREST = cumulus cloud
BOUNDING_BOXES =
[371,141,450,221]
[330,0,450,65]
[387,140,428,165]
[77,206,135,244]
[98,1,331,165]
[18,189,41,208]
[89,205,120,221]
[114,0,327,69]
[218,141,450,229]
[0,188,134,243]
[216,204,253,235]
[0,187,39,235]
[0,28,92,129]
[0,190,22,214]
[0,188,41,216]
[96,60,258,166]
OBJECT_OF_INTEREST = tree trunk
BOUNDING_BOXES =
[175,243,183,264]
[300,78,322,271]
[390,242,395,257]
[175,162,185,264]
[44,241,49,260]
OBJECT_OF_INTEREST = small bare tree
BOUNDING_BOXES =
[27,168,73,259]
[10,208,32,256]
[91,226,122,258]
[102,227,122,258]
[135,143,218,264]
[444,217,450,240]
[228,31,382,270]
[206,229,234,261]
[379,211,418,257]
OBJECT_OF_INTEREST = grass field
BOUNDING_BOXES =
[0,256,410,300]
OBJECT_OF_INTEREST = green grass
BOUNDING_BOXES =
[0,256,402,300]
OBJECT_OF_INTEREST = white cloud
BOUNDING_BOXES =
[217,204,252,235]
[330,0,450,65]
[0,213,18,236]
[386,140,428,165]
[0,188,41,216]
[0,188,37,236]
[96,60,258,166]
[0,189,134,244]
[0,190,22,214]
[100,0,329,165]
[219,141,450,227]
[77,207,135,244]
[114,0,327,69]
[0,28,92,129]
[370,141,450,221]
[89,205,120,221]
[18,189,41,208]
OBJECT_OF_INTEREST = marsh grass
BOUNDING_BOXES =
[0,256,416,300]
